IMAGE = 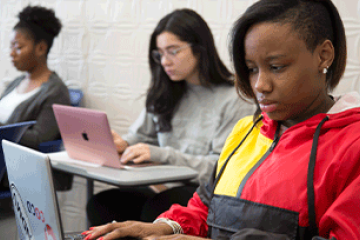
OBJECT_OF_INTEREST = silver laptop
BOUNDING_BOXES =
[2,140,84,240]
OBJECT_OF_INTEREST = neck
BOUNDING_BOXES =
[185,69,201,86]
[26,62,51,82]
[282,92,334,128]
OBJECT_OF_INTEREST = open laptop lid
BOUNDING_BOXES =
[0,120,36,185]
[52,104,121,168]
[0,120,36,143]
[2,140,65,240]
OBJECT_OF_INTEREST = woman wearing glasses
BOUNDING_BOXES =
[86,8,254,225]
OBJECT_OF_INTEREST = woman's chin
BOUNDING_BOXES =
[265,112,286,121]
[168,76,184,82]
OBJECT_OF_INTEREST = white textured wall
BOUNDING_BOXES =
[0,0,261,136]
[1,0,359,232]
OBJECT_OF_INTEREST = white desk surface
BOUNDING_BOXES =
[48,151,198,187]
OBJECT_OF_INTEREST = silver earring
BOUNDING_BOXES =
[323,67,328,74]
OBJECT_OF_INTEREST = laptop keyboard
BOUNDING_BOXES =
[64,232,140,240]
[64,233,86,240]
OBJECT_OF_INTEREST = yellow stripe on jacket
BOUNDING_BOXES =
[214,116,273,197]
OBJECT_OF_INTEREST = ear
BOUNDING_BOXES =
[317,39,334,72]
[35,40,48,57]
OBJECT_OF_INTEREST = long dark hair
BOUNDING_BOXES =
[146,8,233,132]
[13,5,62,56]
[230,0,346,120]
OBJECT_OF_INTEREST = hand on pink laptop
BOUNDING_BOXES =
[112,129,152,165]
[111,130,129,153]
[120,143,151,164]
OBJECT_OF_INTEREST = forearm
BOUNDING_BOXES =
[122,109,159,146]
[122,132,159,146]
[20,119,60,149]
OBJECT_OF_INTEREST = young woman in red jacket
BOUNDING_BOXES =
[83,0,360,239]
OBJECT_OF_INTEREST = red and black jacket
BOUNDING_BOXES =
[159,93,360,240]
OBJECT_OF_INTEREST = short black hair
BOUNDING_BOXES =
[14,5,62,55]
[231,0,346,101]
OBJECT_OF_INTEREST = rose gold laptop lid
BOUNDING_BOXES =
[52,104,121,168]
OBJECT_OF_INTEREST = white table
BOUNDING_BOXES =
[48,151,198,201]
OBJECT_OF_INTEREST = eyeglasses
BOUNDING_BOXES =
[151,44,192,64]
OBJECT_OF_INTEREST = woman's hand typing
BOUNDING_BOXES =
[120,143,151,164]
[112,130,128,154]
[82,221,173,240]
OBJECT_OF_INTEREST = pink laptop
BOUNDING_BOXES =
[52,104,122,168]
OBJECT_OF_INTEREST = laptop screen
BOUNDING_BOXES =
[0,120,36,180]
[2,140,65,240]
